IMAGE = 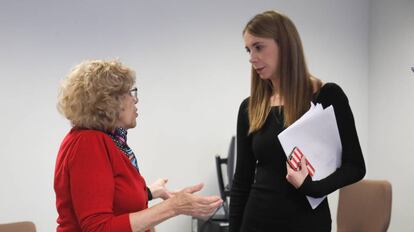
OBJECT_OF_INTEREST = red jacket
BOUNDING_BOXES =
[54,129,148,232]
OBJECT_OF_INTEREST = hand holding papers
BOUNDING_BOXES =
[287,146,315,177]
[278,102,342,209]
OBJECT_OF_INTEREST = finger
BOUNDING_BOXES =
[286,162,292,172]
[195,195,222,204]
[184,183,204,194]
[173,188,183,193]
[205,201,223,214]
[300,157,309,175]
[196,210,213,219]
[193,196,208,204]
[300,156,306,165]
[286,163,290,179]
[197,200,222,217]
[162,191,172,200]
[197,203,220,216]
[286,162,294,176]
[209,199,223,209]
[200,208,216,217]
[161,179,168,188]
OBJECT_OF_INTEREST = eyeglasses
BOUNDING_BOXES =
[129,87,138,99]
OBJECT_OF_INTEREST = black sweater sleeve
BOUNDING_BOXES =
[229,98,257,232]
[298,83,366,197]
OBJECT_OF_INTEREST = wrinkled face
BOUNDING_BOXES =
[243,31,280,80]
[117,88,138,129]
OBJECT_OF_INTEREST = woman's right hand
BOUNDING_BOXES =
[170,183,223,218]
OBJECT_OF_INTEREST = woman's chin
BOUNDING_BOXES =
[259,74,271,80]
[126,121,137,129]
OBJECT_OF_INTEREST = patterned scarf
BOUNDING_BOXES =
[107,128,139,173]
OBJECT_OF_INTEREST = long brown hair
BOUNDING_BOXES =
[244,10,319,133]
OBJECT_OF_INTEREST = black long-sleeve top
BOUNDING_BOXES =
[229,83,366,232]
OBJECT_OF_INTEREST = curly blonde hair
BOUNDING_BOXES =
[58,59,136,131]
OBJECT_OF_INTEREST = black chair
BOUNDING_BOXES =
[194,137,236,232]
[215,136,236,218]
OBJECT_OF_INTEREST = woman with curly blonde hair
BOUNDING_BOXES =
[54,59,222,232]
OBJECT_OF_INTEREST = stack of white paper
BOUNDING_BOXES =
[278,102,342,209]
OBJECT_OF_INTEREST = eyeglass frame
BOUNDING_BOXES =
[129,87,138,99]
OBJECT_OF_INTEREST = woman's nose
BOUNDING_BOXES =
[249,53,258,64]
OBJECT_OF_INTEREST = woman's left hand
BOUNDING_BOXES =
[148,178,174,200]
[286,156,309,189]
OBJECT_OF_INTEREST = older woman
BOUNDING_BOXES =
[54,59,222,232]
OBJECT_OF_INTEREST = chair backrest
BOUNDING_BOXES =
[215,136,236,218]
[0,221,36,232]
[337,179,392,232]
[215,156,229,200]
[215,136,236,200]
[226,136,236,189]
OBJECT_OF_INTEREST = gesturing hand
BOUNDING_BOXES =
[286,156,309,189]
[170,183,223,218]
[148,178,173,200]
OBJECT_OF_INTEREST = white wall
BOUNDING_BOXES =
[0,0,370,231]
[368,0,414,231]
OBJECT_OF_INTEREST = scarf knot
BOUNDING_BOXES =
[107,128,139,172]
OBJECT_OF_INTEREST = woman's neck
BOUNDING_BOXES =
[270,78,282,106]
